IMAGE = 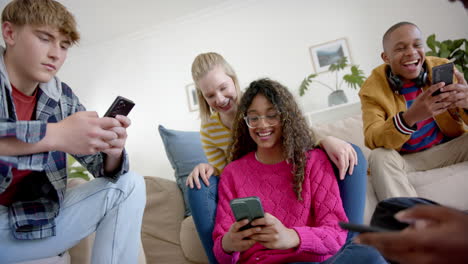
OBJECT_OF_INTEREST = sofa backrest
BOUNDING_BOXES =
[305,102,371,160]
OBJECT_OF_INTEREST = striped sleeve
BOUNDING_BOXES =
[200,116,232,174]
[393,112,416,135]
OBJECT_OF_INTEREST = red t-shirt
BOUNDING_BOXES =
[0,85,38,206]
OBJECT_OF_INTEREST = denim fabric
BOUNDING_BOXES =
[187,176,219,264]
[0,172,146,263]
[290,232,386,264]
[337,144,367,224]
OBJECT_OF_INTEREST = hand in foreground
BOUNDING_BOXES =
[48,111,120,155]
[320,136,357,180]
[249,213,300,250]
[356,205,468,264]
[186,163,216,189]
[222,219,261,253]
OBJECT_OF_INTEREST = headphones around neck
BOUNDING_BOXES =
[386,64,428,93]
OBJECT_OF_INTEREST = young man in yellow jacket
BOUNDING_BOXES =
[359,21,468,201]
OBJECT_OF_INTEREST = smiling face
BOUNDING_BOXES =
[197,65,238,116]
[382,24,425,83]
[3,23,70,91]
[246,94,283,152]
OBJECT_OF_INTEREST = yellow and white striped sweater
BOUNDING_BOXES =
[200,112,232,175]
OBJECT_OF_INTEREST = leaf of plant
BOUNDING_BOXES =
[343,65,366,90]
[329,57,348,72]
[453,39,464,50]
[425,51,437,57]
[452,50,464,62]
[426,34,436,52]
[299,73,317,96]
[440,43,450,58]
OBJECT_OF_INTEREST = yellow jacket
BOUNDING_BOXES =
[359,56,468,151]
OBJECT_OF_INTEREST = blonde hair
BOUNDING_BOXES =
[2,0,80,44]
[191,52,241,123]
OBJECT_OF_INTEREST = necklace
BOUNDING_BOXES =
[254,151,262,163]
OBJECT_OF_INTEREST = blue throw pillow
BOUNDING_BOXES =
[158,125,208,216]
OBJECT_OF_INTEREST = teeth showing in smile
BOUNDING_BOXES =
[257,132,272,137]
[219,100,229,108]
[404,60,418,65]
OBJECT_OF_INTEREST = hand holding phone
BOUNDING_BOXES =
[230,196,265,231]
[104,96,135,118]
[432,62,454,96]
[339,222,391,233]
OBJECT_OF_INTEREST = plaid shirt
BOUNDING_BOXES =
[0,49,129,240]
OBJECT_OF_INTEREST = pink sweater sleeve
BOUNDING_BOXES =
[212,167,240,264]
[292,150,348,256]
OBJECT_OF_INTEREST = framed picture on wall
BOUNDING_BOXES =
[309,38,352,73]
[185,83,199,112]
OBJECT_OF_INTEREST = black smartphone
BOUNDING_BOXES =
[230,196,265,231]
[432,62,454,96]
[339,222,391,233]
[104,96,135,118]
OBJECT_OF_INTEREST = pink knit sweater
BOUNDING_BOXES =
[213,149,348,264]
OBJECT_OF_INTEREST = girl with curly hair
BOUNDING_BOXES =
[187,52,367,263]
[213,78,384,263]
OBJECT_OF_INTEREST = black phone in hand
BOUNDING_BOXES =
[104,96,135,118]
[432,62,454,96]
[339,222,391,233]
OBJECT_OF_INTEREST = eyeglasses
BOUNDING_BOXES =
[243,112,281,128]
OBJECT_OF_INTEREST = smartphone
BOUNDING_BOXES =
[432,62,454,96]
[230,196,265,231]
[339,222,391,233]
[104,96,135,118]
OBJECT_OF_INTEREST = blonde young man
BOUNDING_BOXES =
[0,0,145,262]
[359,21,468,201]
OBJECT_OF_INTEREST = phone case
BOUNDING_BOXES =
[104,96,135,117]
[230,196,265,231]
[432,62,454,86]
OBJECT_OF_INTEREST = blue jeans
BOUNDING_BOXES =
[290,232,386,264]
[337,144,367,224]
[188,175,219,264]
[0,172,146,263]
[189,144,367,264]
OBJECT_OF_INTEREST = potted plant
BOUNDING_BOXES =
[426,34,468,80]
[299,57,366,106]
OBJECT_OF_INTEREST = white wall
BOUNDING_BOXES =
[58,0,468,180]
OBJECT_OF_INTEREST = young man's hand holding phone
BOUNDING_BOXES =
[431,62,454,96]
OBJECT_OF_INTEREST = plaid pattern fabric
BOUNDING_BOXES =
[0,54,128,239]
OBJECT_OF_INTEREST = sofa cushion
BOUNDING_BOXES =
[311,114,371,160]
[180,217,209,264]
[158,125,208,216]
[142,176,186,259]
[408,161,468,210]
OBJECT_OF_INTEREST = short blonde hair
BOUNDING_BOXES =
[191,52,241,123]
[2,0,80,44]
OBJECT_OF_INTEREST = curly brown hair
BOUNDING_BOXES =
[228,78,316,200]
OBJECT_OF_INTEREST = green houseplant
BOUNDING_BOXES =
[426,34,468,80]
[299,57,366,106]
